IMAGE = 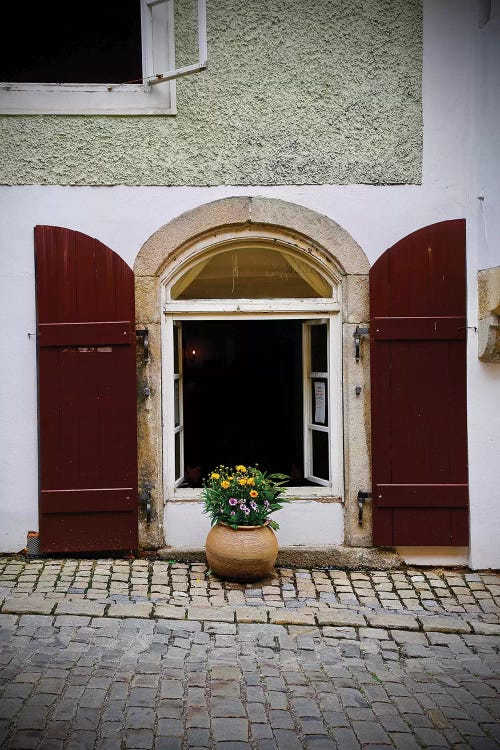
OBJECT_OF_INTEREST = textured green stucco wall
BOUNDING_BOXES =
[0,0,422,186]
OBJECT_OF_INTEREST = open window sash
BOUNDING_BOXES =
[173,321,185,486]
[142,0,207,87]
[303,320,330,487]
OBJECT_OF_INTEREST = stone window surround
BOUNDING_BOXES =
[478,265,500,363]
[134,196,372,551]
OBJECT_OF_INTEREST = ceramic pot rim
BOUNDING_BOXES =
[218,520,270,531]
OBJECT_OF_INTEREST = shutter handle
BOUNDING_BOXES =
[357,491,372,525]
[140,481,153,524]
[136,329,150,364]
[353,326,370,363]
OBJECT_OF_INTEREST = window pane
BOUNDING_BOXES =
[311,378,328,426]
[175,431,182,482]
[312,430,329,481]
[171,248,332,299]
[174,379,180,427]
[181,319,304,479]
[0,0,142,83]
[310,324,328,372]
[174,327,179,375]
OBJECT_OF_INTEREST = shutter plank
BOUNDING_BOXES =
[39,322,134,346]
[376,484,468,506]
[372,317,465,340]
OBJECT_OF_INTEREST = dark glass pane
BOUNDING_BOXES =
[174,327,179,375]
[311,378,328,426]
[0,0,142,83]
[181,319,304,478]
[312,430,329,481]
[310,324,327,372]
[175,431,181,481]
[174,380,180,427]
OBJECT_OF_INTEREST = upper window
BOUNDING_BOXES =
[0,0,207,115]
[170,248,333,299]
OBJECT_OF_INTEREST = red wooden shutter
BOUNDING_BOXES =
[35,226,138,553]
[369,220,468,546]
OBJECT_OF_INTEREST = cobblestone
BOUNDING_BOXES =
[0,557,500,748]
[1,558,499,623]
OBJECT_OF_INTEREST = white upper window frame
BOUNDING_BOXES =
[0,0,207,115]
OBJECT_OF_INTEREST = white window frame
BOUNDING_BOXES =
[303,319,331,487]
[0,0,207,115]
[161,302,343,505]
[172,321,184,483]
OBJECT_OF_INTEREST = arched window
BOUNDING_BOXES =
[171,247,333,299]
[161,239,343,501]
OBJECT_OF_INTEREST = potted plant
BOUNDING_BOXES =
[202,464,290,582]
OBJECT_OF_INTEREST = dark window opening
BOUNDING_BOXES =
[1,0,142,84]
[181,320,313,487]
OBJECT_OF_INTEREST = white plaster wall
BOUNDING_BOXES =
[275,503,344,548]
[163,501,344,550]
[1,0,499,566]
[163,503,211,550]
[465,1,500,570]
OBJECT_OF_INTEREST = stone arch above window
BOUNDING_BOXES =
[133,196,372,554]
[134,196,370,280]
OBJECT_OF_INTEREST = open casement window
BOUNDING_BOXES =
[0,0,207,115]
[173,322,185,486]
[164,315,342,501]
[303,320,331,487]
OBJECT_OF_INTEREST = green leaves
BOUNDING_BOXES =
[201,464,291,528]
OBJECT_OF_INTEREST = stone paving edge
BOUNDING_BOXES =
[2,596,498,634]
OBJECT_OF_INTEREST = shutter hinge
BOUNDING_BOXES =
[353,325,370,362]
[357,491,372,525]
[136,329,150,364]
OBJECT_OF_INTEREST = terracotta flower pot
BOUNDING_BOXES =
[205,522,278,582]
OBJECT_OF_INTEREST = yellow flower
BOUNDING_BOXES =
[238,478,247,486]
[249,490,258,498]
[220,480,230,489]
[211,472,220,480]
[247,477,255,486]
[235,464,247,473]
[228,476,234,480]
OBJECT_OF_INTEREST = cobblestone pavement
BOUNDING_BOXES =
[1,558,500,749]
[1,558,500,627]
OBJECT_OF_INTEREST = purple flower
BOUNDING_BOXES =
[228,497,238,506]
[230,511,236,516]
[250,501,258,511]
[241,505,250,515]
[264,500,270,509]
